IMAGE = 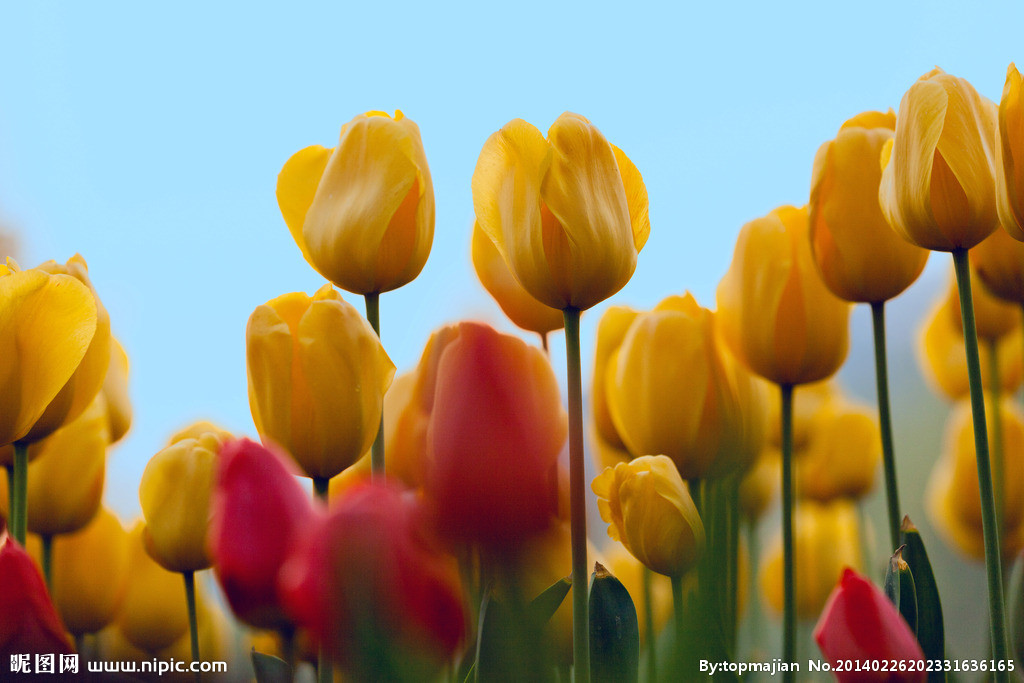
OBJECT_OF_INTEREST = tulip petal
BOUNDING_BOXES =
[611,144,650,251]
[998,63,1024,240]
[277,145,332,265]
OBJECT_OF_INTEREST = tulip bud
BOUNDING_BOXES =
[809,110,929,302]
[277,110,434,295]
[0,262,97,447]
[139,426,227,573]
[472,113,650,311]
[928,396,1024,560]
[0,531,74,657]
[247,284,395,480]
[761,500,862,618]
[102,337,132,444]
[796,402,881,502]
[209,438,314,630]
[592,455,705,577]
[814,568,925,682]
[472,221,564,335]
[879,68,999,252]
[996,63,1024,242]
[940,265,1021,341]
[716,205,851,386]
[279,482,466,679]
[425,322,566,547]
[971,226,1024,305]
[49,507,130,635]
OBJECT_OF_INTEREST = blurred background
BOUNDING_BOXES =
[2,0,1021,673]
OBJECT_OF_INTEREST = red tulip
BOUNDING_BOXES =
[814,568,925,682]
[425,322,566,547]
[209,437,314,630]
[279,482,465,679]
[0,530,73,658]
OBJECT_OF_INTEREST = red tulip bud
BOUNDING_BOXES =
[0,531,73,658]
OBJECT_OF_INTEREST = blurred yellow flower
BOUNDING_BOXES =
[940,265,1022,342]
[971,226,1024,304]
[102,338,132,444]
[796,402,880,502]
[247,284,395,480]
[472,221,563,336]
[592,455,704,577]
[879,68,999,251]
[761,500,862,619]
[764,379,836,451]
[277,110,434,295]
[0,261,97,447]
[996,63,1024,242]
[603,542,672,644]
[739,449,779,520]
[809,110,928,302]
[716,205,851,386]
[592,305,641,456]
[472,112,649,311]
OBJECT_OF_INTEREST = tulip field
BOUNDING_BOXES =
[3,4,1024,682]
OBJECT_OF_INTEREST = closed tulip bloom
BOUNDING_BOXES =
[592,305,641,454]
[919,298,1023,399]
[139,427,226,573]
[247,284,395,480]
[606,294,750,479]
[102,338,132,444]
[717,205,851,386]
[814,568,925,682]
[971,226,1024,303]
[797,402,881,502]
[425,322,566,547]
[20,255,111,444]
[809,110,929,302]
[277,111,433,295]
[472,112,650,311]
[49,507,130,635]
[928,396,1024,560]
[279,483,466,679]
[0,261,97,447]
[761,500,862,619]
[0,532,73,657]
[472,221,563,335]
[941,265,1022,341]
[996,64,1024,241]
[115,521,190,652]
[209,438,314,630]
[879,68,999,252]
[592,455,705,577]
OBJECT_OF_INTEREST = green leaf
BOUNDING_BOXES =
[1009,550,1024,669]
[589,562,639,683]
[474,583,555,682]
[251,649,291,683]
[901,517,946,682]
[528,575,572,628]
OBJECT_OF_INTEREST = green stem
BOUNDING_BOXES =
[42,534,53,592]
[4,464,12,530]
[183,570,201,683]
[671,575,684,678]
[726,478,740,653]
[856,502,874,579]
[562,307,589,683]
[11,442,28,546]
[745,519,762,659]
[642,567,656,682]
[779,383,795,683]
[871,301,902,550]
[988,338,1006,539]
[312,476,331,683]
[951,248,1008,680]
[364,292,385,479]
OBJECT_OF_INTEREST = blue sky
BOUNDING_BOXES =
[1,0,1021,532]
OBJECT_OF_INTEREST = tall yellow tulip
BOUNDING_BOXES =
[591,305,641,460]
[809,110,928,303]
[246,284,395,481]
[941,265,1022,342]
[796,402,880,502]
[472,112,649,311]
[996,63,1024,242]
[972,226,1024,305]
[277,111,434,295]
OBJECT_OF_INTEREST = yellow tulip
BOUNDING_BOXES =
[879,68,999,251]
[606,294,760,479]
[971,226,1024,304]
[139,426,226,572]
[471,221,563,336]
[761,500,862,619]
[928,396,1024,561]
[19,255,111,444]
[716,205,851,386]
[472,112,650,311]
[115,521,190,652]
[796,402,880,502]
[102,337,132,444]
[940,264,1022,341]
[592,455,705,577]
[592,305,641,454]
[49,507,130,635]
[277,110,434,295]
[809,110,929,302]
[764,379,836,451]
[919,298,1023,400]
[246,284,395,480]
[603,542,672,644]
[996,63,1024,242]
[0,262,97,447]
